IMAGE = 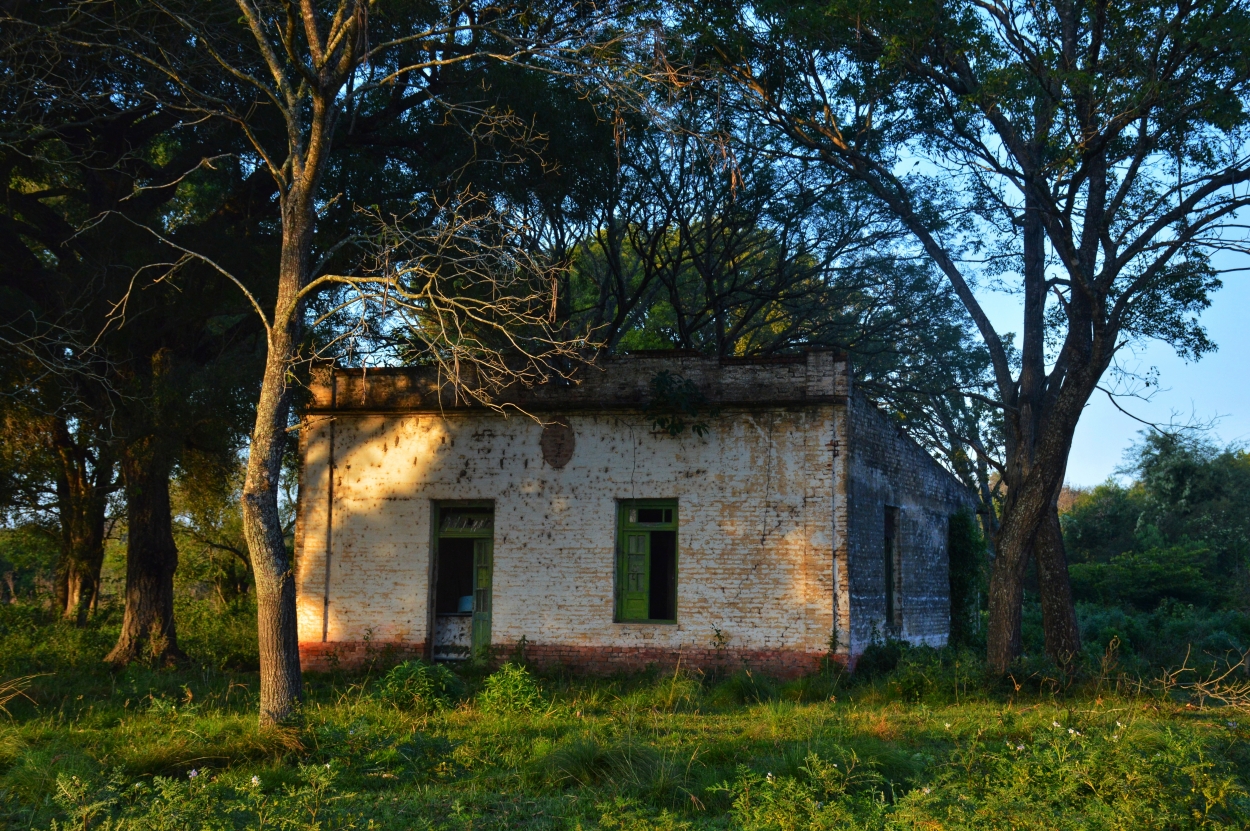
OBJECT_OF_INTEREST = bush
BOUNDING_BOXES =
[707,670,778,707]
[1069,544,1223,610]
[477,663,543,714]
[375,660,463,712]
[948,510,987,648]
[854,638,907,680]
[713,751,888,830]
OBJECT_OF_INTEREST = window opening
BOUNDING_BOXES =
[618,500,678,622]
[432,506,493,660]
[884,506,901,630]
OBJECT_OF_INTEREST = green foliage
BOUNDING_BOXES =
[1061,431,1250,611]
[1070,545,1224,611]
[476,662,544,714]
[0,526,57,601]
[707,670,779,707]
[854,637,907,680]
[374,660,463,713]
[892,716,1250,829]
[947,511,986,647]
[714,752,888,830]
[0,608,1248,830]
[646,371,715,438]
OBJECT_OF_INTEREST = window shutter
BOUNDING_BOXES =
[472,537,493,654]
[621,532,649,620]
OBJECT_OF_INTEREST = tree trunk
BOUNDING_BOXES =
[242,185,316,726]
[1035,504,1081,670]
[106,438,183,666]
[51,418,113,626]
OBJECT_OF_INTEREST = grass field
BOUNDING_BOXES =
[0,601,1247,830]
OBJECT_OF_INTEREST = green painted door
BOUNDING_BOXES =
[620,532,650,620]
[471,537,493,658]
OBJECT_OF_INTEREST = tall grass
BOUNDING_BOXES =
[0,602,1247,828]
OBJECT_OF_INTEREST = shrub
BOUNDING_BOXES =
[713,752,888,830]
[375,660,463,712]
[539,737,661,789]
[1069,544,1224,610]
[948,510,987,648]
[854,638,907,680]
[707,670,778,707]
[477,663,543,714]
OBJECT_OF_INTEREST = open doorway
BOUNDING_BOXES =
[431,505,493,661]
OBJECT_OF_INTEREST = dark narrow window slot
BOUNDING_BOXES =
[649,530,677,620]
[436,537,475,614]
[884,506,900,629]
[637,508,665,524]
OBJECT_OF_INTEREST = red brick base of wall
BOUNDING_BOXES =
[515,643,834,678]
[299,640,427,672]
[300,639,839,677]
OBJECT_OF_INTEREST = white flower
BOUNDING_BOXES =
[1068,728,1075,734]
[1053,721,1061,728]
[1016,744,1025,751]
[766,772,774,782]
[944,723,951,729]
[923,788,931,795]
[1116,721,1123,728]
[187,769,198,779]
[251,775,260,786]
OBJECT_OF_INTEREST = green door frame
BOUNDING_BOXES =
[616,499,679,622]
[431,501,494,660]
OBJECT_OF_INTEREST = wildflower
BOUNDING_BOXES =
[1053,721,1061,728]
[251,775,260,787]
[325,763,331,769]
[923,788,931,795]
[1116,721,1123,728]
[944,723,951,729]
[187,769,198,779]
[766,772,774,782]
[1016,744,1025,751]
[1068,728,1075,734]
[1228,721,1237,729]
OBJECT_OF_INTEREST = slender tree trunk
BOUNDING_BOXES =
[106,438,183,666]
[51,418,113,625]
[242,184,316,726]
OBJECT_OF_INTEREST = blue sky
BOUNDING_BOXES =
[977,270,1250,488]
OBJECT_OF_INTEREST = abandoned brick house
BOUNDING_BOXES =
[293,350,976,675]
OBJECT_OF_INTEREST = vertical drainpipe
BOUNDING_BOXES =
[321,366,336,643]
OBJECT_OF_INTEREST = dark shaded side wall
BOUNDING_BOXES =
[845,393,976,656]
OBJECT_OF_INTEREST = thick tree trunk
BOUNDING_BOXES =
[1036,504,1081,669]
[106,438,183,666]
[242,186,315,726]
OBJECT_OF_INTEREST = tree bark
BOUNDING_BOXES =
[51,417,113,626]
[242,183,316,725]
[106,437,184,666]
[1035,504,1081,670]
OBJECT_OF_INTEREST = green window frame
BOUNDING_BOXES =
[616,500,679,623]
[431,502,494,660]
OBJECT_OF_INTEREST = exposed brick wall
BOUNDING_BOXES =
[514,643,833,677]
[294,352,972,676]
[299,640,427,672]
[845,394,977,655]
[295,352,842,676]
